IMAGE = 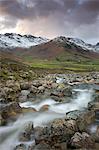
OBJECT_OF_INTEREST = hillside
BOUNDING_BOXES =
[0,35,99,72]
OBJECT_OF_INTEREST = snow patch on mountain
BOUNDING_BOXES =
[0,33,49,49]
[67,38,99,52]
[53,36,99,52]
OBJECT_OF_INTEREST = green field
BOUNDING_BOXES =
[27,59,99,72]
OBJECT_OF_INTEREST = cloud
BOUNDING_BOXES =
[0,0,99,43]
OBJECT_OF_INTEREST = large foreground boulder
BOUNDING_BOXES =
[0,102,22,125]
[68,132,95,149]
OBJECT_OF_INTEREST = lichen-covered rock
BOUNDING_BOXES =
[77,110,95,131]
[34,118,78,147]
[69,132,95,149]
[29,143,51,150]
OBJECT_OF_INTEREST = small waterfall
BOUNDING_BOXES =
[0,88,94,150]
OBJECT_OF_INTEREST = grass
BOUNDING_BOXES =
[28,59,99,72]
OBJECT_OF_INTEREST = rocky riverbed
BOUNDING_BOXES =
[0,72,99,150]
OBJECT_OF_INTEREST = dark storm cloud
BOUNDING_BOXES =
[0,0,76,19]
[0,0,99,43]
[0,0,36,19]
[71,0,99,24]
[0,0,99,23]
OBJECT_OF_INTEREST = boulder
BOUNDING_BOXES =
[69,132,95,149]
[0,102,22,125]
[77,110,95,131]
[34,118,78,146]
[88,101,99,111]
[14,144,27,150]
[39,105,49,111]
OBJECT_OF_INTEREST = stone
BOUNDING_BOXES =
[0,102,22,125]
[14,144,27,150]
[69,132,95,149]
[38,86,45,93]
[30,143,51,150]
[77,110,95,131]
[39,105,49,111]
[19,122,34,142]
[20,82,31,90]
[32,81,42,88]
[34,118,78,147]
[88,101,99,111]
[30,86,37,94]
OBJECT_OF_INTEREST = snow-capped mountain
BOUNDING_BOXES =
[67,38,99,52]
[0,34,99,53]
[53,36,99,52]
[0,33,49,49]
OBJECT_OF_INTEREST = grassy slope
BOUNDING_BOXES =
[18,41,99,72]
[1,40,99,72]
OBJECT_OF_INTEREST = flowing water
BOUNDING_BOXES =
[0,87,97,150]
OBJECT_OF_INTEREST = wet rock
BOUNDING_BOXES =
[88,101,99,111]
[19,90,30,102]
[30,143,51,150]
[22,107,37,113]
[69,132,95,149]
[0,98,7,104]
[96,126,99,142]
[0,114,6,126]
[77,110,95,131]
[34,118,78,147]
[0,102,22,125]
[66,110,85,120]
[19,122,34,142]
[14,143,27,150]
[39,104,49,111]
[62,87,72,97]
[50,91,64,98]
[51,118,78,138]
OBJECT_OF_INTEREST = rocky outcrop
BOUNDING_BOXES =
[0,102,22,125]
[68,132,95,149]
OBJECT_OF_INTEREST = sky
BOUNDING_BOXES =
[0,0,99,44]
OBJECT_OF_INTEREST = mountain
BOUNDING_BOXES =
[53,36,99,52]
[0,33,49,49]
[0,34,99,71]
[0,34,99,53]
[0,35,99,60]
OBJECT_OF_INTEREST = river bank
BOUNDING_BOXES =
[0,72,99,150]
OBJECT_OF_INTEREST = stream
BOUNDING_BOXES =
[0,83,98,150]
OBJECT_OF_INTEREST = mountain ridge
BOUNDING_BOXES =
[0,33,99,53]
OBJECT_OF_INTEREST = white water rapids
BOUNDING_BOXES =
[0,88,94,150]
